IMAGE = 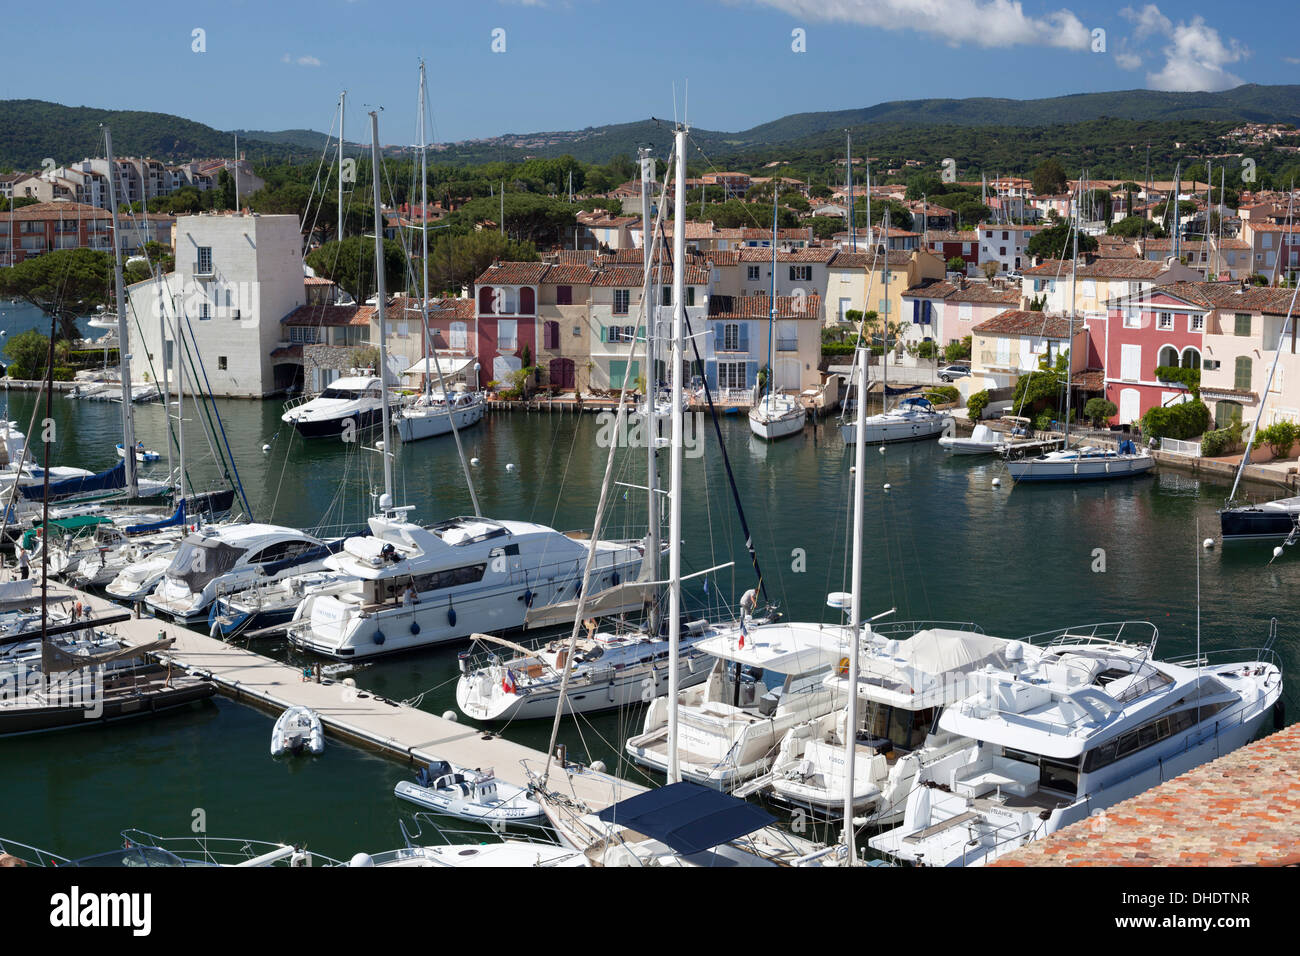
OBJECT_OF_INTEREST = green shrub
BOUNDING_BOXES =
[1139,400,1210,440]
[916,340,936,359]
[925,385,960,406]
[967,389,990,420]
[1154,365,1200,395]
[1201,421,1245,457]
[1083,397,1118,426]
[53,367,74,381]
[946,256,966,273]
[943,336,972,363]
[821,342,856,356]
[1252,420,1299,458]
[1034,408,1057,431]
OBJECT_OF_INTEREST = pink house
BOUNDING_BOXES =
[473,261,548,388]
[1103,287,1209,425]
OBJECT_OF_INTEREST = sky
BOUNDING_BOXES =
[3,0,1297,146]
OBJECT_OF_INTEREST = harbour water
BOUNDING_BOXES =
[2,351,1297,861]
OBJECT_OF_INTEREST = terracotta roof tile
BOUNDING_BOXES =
[973,309,1073,338]
[707,293,822,319]
[473,260,549,286]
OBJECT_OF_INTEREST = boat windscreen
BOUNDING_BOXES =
[319,387,363,400]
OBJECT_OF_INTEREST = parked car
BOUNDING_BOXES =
[939,365,971,382]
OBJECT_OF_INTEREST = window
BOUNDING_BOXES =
[449,321,467,350]
[1123,309,1140,329]
[196,246,212,274]
[1002,231,1008,240]
[199,301,210,321]
[607,326,636,343]
[1190,313,1204,332]
[498,319,517,350]
[999,247,1006,256]
[288,326,319,344]
[217,356,227,370]
[556,285,573,306]
[1120,344,1142,382]
[723,323,740,351]
[1234,313,1251,336]
[747,265,760,281]
[662,286,672,307]
[789,265,812,282]
[613,289,630,314]
[718,361,747,390]
[1215,400,1243,428]
[1157,312,1173,331]
[1235,355,1253,391]
[544,321,559,350]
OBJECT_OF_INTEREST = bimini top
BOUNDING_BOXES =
[595,781,775,856]
[831,627,1010,708]
[694,621,850,674]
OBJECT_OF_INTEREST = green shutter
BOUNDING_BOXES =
[1235,313,1251,336]
[1235,355,1252,391]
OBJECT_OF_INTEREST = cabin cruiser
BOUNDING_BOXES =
[870,623,1283,866]
[208,569,352,638]
[938,423,1009,455]
[145,523,341,622]
[285,509,649,660]
[1219,495,1300,541]
[756,624,1007,826]
[748,393,805,441]
[841,396,951,444]
[281,375,392,439]
[1005,440,1153,482]
[106,548,177,602]
[624,620,850,789]
[455,615,717,722]
[395,388,485,442]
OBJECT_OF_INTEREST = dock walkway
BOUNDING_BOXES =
[57,582,642,813]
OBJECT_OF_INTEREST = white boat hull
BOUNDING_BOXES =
[841,414,949,445]
[1005,453,1155,482]
[393,779,543,823]
[748,408,805,441]
[396,400,484,442]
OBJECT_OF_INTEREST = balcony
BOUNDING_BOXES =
[193,260,215,279]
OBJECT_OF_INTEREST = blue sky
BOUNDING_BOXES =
[3,0,1296,146]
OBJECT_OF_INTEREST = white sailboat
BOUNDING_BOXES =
[748,186,806,441]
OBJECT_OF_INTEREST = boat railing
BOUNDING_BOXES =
[400,813,560,849]
[117,829,341,867]
[1166,646,1283,678]
[868,619,985,638]
[1020,621,1159,656]
[0,835,69,867]
[281,392,316,413]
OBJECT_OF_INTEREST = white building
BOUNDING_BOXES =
[126,213,305,397]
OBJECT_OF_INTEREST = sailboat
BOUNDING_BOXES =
[396,62,486,443]
[747,186,806,441]
[840,214,950,444]
[1006,183,1154,483]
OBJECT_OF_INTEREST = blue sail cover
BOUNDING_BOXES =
[123,490,238,535]
[18,460,126,501]
[594,781,775,855]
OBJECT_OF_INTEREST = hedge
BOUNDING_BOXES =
[967,389,990,420]
[1201,422,1245,457]
[1139,400,1209,440]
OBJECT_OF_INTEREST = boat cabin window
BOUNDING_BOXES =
[249,540,316,564]
[999,748,1080,797]
[861,702,937,752]
[319,386,363,400]
[379,563,487,602]
[1081,699,1233,772]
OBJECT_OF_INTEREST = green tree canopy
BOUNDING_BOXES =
[1026,220,1098,260]
[427,231,539,296]
[305,236,408,303]
[0,248,113,341]
[1032,158,1068,195]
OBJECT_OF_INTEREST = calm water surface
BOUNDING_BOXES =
[2,310,1296,860]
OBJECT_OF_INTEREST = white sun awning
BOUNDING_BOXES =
[403,354,477,378]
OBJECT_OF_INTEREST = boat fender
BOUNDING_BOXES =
[521,589,534,607]
[611,571,620,586]
[1275,699,1286,731]
[448,603,457,627]
[837,656,851,677]
[373,629,385,645]
[410,621,420,635]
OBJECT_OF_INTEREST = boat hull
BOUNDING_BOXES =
[841,416,948,445]
[1006,454,1155,483]
[1219,503,1300,540]
[288,405,389,439]
[396,401,484,442]
[748,409,805,441]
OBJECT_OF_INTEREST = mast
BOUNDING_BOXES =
[667,122,687,784]
[102,125,138,497]
[1065,182,1079,449]
[1171,162,1181,262]
[233,134,240,213]
[881,211,890,410]
[865,159,873,247]
[159,282,173,492]
[766,186,778,404]
[842,331,869,864]
[370,111,395,508]
[847,131,855,253]
[639,146,660,606]
[419,62,431,407]
[338,91,346,241]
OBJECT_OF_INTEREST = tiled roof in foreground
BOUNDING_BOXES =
[993,722,1299,866]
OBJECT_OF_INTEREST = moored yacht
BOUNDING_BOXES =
[624,618,850,789]
[870,622,1283,866]
[748,393,806,441]
[395,388,485,442]
[1219,496,1300,541]
[840,396,951,445]
[1005,440,1153,482]
[285,509,649,660]
[758,623,1007,826]
[281,374,391,439]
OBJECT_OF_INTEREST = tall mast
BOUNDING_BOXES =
[1066,182,1079,449]
[766,186,778,402]
[847,131,855,253]
[102,125,138,497]
[370,111,395,507]
[639,146,660,602]
[881,211,890,410]
[667,123,687,783]
[233,134,240,213]
[418,62,431,406]
[842,328,869,864]
[865,159,873,247]
[159,282,173,491]
[1171,162,1181,262]
[338,91,346,241]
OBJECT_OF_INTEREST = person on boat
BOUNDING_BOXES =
[17,546,29,581]
[402,582,419,607]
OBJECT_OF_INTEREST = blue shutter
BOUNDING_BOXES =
[924,301,933,325]
[705,363,718,391]
[746,361,757,388]
[912,299,921,324]
[738,323,749,353]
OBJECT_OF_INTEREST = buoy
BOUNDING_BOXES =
[590,760,607,773]
[992,477,1001,487]
[470,457,480,467]
[878,446,886,455]
[1203,538,1215,549]
[506,463,516,472]
[883,483,891,491]
[442,710,459,723]
[1274,546,1284,560]
[261,443,271,453]
[376,440,385,451]
[849,465,856,473]
[348,853,375,867]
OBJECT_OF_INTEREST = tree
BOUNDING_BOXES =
[453,192,577,246]
[1108,215,1164,239]
[804,216,844,240]
[427,231,539,296]
[1083,397,1117,426]
[2,329,53,379]
[980,260,1000,280]
[1026,221,1098,261]
[0,248,114,341]
[1032,158,1067,196]
[305,236,408,303]
[946,256,967,273]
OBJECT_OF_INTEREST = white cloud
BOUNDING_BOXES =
[742,0,1092,50]
[1119,7,1246,92]
[282,53,322,67]
[1285,56,1300,66]
[1115,50,1142,70]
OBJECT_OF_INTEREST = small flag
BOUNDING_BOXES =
[502,669,517,694]
[739,616,747,649]
[702,578,709,594]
